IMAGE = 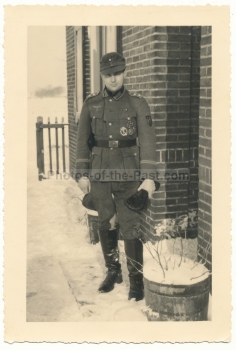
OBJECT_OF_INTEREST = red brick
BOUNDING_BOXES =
[153,34,168,41]
[168,34,191,42]
[205,148,211,158]
[179,27,191,34]
[199,117,211,128]
[154,26,168,33]
[166,27,180,34]
[200,98,211,107]
[167,95,189,104]
[179,105,191,113]
[174,149,182,161]
[168,66,190,74]
[202,211,212,224]
[168,51,191,59]
[201,35,212,46]
[155,142,167,150]
[199,182,211,194]
[167,81,190,89]
[168,150,175,162]
[167,204,189,213]
[199,199,211,214]
[180,90,190,97]
[206,89,211,98]
[150,212,168,221]
[178,134,190,142]
[207,46,212,56]
[200,77,211,87]
[199,136,211,148]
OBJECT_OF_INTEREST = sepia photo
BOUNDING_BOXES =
[4,5,231,343]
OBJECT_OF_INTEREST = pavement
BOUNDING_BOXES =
[27,179,147,322]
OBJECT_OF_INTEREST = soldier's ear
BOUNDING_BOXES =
[123,70,127,77]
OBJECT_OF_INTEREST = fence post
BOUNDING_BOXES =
[55,117,59,174]
[61,117,66,173]
[36,116,45,181]
[47,117,53,175]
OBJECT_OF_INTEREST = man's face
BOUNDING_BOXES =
[101,70,125,93]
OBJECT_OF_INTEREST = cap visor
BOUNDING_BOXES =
[100,64,125,75]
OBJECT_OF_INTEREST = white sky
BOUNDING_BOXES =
[27,26,67,98]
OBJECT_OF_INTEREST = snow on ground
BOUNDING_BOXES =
[143,254,209,285]
[27,99,211,322]
[27,175,147,322]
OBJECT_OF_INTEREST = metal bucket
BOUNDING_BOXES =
[144,275,210,321]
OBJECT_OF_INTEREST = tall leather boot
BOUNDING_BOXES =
[124,238,144,301]
[98,229,123,293]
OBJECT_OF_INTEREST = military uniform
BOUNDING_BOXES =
[75,87,157,238]
[75,52,157,300]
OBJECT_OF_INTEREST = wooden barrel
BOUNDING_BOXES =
[144,276,210,321]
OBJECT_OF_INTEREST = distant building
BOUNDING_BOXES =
[65,26,212,272]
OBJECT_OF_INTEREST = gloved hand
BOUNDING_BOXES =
[78,176,91,194]
[138,179,156,198]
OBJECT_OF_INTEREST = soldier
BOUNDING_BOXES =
[75,52,157,301]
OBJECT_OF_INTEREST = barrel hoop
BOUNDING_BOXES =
[157,305,208,318]
[144,277,210,297]
[146,289,210,298]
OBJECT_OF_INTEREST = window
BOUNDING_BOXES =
[75,26,84,121]
[75,26,122,121]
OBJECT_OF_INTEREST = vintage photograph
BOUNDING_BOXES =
[27,25,212,322]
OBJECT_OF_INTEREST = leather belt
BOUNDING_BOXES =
[94,139,136,148]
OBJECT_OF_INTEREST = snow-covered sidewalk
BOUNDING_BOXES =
[27,176,147,322]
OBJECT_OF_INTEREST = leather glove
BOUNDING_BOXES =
[138,179,156,198]
[78,176,91,194]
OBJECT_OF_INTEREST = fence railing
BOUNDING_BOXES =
[36,116,69,181]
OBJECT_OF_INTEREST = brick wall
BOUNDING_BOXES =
[122,26,200,240]
[66,27,212,248]
[198,26,212,271]
[66,26,91,174]
[66,26,77,173]
[188,27,201,235]
[82,27,91,99]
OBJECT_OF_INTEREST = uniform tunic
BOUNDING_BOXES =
[75,87,157,239]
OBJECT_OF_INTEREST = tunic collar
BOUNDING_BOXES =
[103,85,125,100]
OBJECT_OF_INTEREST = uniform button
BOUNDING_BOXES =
[134,153,137,156]
[127,117,131,120]
[109,122,112,126]
[93,116,95,119]
[124,108,128,111]
[109,135,113,138]
[110,148,113,150]
[109,99,112,102]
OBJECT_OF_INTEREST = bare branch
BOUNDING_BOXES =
[190,270,211,281]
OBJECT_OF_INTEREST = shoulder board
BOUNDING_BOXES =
[85,92,100,102]
[128,91,143,99]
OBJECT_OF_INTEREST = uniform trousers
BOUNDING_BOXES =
[90,181,141,240]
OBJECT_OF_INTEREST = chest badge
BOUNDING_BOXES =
[146,115,153,126]
[127,121,133,128]
[128,128,134,135]
[92,105,102,111]
[120,127,128,136]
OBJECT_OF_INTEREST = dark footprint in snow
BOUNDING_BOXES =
[78,301,94,306]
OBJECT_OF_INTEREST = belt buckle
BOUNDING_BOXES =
[109,140,119,148]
